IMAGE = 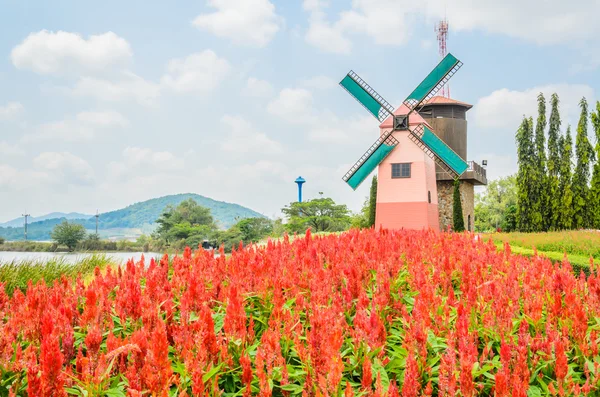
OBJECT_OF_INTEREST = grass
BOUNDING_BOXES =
[484,230,600,277]
[492,242,593,276]
[483,230,600,258]
[0,254,112,296]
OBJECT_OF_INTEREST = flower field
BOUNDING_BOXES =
[1,229,600,396]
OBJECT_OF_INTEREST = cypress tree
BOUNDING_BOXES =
[532,93,547,231]
[546,93,562,230]
[368,175,377,227]
[516,117,535,232]
[557,127,574,230]
[590,101,600,228]
[572,97,595,229]
[452,179,465,232]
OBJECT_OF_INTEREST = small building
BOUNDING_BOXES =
[418,96,487,231]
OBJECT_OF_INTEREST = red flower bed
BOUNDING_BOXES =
[1,229,599,396]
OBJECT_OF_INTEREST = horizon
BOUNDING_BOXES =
[0,192,271,224]
[1,0,598,222]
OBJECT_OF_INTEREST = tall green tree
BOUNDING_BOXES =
[452,179,465,232]
[533,93,548,231]
[546,93,562,230]
[282,198,351,233]
[571,98,595,229]
[516,117,536,232]
[557,127,574,230]
[368,176,377,227]
[50,221,87,251]
[590,101,600,228]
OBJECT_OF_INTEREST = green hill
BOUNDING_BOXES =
[0,193,265,241]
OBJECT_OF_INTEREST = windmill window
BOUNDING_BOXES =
[392,163,411,178]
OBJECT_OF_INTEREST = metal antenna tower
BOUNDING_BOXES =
[22,212,30,241]
[435,19,449,97]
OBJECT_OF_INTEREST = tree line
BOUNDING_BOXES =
[516,94,600,232]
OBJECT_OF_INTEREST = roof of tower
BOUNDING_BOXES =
[422,96,472,109]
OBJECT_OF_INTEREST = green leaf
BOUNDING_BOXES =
[203,363,224,383]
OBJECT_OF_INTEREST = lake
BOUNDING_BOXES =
[0,251,164,264]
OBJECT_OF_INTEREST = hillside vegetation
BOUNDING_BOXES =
[0,193,264,241]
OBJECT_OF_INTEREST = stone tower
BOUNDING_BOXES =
[418,96,487,231]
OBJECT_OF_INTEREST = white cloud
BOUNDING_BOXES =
[472,84,595,131]
[33,152,95,185]
[69,72,160,106]
[302,75,336,90]
[305,17,352,55]
[11,30,132,75]
[161,50,231,94]
[308,113,373,144]
[0,142,25,156]
[267,88,316,123]
[243,77,273,97]
[0,164,48,190]
[476,153,517,182]
[76,110,129,127]
[21,110,128,143]
[303,0,600,54]
[24,120,95,143]
[0,102,24,120]
[220,114,283,154]
[107,147,186,180]
[193,0,282,47]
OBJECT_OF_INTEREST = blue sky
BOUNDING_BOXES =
[0,0,598,222]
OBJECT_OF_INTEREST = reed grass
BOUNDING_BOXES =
[0,254,111,295]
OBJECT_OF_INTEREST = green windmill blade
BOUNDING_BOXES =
[403,53,462,114]
[343,131,399,190]
[409,124,468,177]
[340,71,397,122]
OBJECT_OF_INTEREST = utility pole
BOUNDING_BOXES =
[22,213,30,241]
[95,210,99,236]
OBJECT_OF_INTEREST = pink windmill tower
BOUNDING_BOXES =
[339,55,468,230]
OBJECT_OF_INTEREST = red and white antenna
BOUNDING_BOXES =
[435,19,449,98]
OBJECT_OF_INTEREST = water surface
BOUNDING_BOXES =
[0,251,163,264]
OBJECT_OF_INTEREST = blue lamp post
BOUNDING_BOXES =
[295,176,306,202]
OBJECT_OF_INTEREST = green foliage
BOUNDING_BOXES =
[155,199,217,245]
[0,237,4,245]
[533,93,548,231]
[51,221,87,250]
[350,197,370,229]
[0,193,265,241]
[282,198,351,233]
[0,255,110,295]
[589,101,600,228]
[474,175,517,232]
[557,128,575,230]
[368,175,377,227]
[572,98,595,229]
[547,93,562,230]
[516,117,536,232]
[452,179,465,232]
[237,217,273,243]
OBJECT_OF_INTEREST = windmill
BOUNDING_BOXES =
[339,53,469,230]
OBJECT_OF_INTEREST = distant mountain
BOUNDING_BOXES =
[0,212,92,228]
[91,193,264,230]
[0,193,265,241]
